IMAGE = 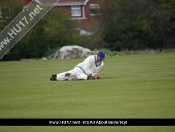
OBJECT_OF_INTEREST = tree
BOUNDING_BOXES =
[97,0,171,51]
[151,0,175,49]
[0,0,24,24]
[0,0,24,60]
[15,7,80,59]
[1,5,80,60]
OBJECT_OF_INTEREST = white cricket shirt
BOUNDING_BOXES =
[76,55,104,77]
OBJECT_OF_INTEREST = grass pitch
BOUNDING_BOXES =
[0,52,175,132]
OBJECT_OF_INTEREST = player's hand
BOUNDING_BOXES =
[92,74,100,79]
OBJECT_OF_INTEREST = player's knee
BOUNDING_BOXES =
[77,74,88,80]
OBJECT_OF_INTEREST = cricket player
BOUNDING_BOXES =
[50,51,105,81]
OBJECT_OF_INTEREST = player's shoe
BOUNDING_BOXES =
[50,74,57,81]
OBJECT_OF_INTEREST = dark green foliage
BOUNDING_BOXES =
[0,0,24,24]
[1,0,175,60]
[97,0,175,51]
[1,2,80,60]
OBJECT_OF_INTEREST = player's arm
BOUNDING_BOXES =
[91,63,104,79]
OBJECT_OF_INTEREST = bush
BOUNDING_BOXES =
[1,7,80,61]
[95,49,123,56]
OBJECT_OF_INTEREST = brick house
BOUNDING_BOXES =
[33,0,100,35]
[56,0,100,34]
[0,0,100,35]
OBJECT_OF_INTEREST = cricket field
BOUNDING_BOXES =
[0,52,175,132]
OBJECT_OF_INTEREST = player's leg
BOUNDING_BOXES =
[50,71,69,81]
[64,67,88,80]
[51,68,79,81]
[64,68,80,80]
[56,72,67,81]
[50,67,87,81]
[76,73,88,80]
[71,67,88,80]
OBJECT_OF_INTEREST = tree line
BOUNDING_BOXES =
[96,0,175,51]
[0,0,175,60]
[0,0,79,60]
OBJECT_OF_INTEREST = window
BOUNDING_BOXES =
[0,7,11,19]
[90,4,100,16]
[0,8,1,18]
[71,6,81,17]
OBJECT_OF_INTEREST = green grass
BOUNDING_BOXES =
[0,53,175,132]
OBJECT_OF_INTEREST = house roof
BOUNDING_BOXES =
[38,0,84,2]
[59,0,84,2]
[34,0,89,6]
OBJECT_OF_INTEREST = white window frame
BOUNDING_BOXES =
[0,8,1,18]
[0,6,11,19]
[71,6,81,17]
[90,4,100,16]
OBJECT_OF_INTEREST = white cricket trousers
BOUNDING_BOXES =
[56,67,88,81]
